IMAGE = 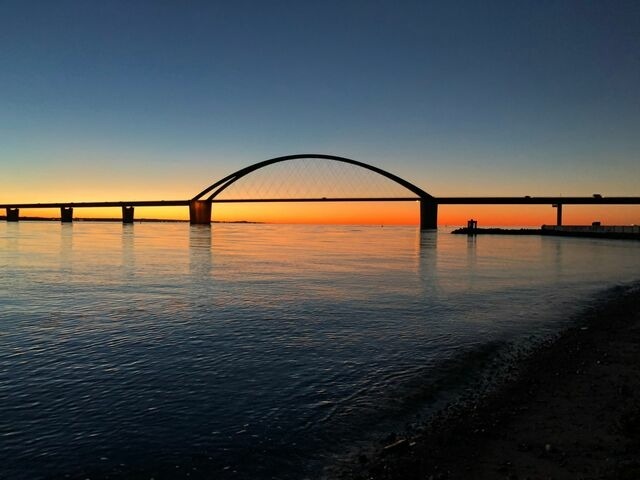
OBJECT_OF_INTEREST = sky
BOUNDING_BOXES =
[1,0,639,225]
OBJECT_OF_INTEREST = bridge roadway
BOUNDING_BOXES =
[3,196,640,227]
[207,196,640,205]
[4,197,640,208]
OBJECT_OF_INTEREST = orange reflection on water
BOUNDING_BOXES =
[191,224,428,305]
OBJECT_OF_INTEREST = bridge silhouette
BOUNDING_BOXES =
[2,154,640,228]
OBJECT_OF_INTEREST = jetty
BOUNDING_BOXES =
[452,223,640,240]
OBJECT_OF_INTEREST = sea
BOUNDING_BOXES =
[1,222,639,479]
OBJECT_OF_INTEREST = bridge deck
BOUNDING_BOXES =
[0,200,190,209]
[209,197,640,205]
[436,197,640,205]
[2,197,640,209]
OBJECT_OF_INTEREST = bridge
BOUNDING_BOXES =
[2,154,640,228]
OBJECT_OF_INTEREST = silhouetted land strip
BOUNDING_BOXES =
[452,227,542,235]
[338,284,640,479]
[452,227,640,240]
[0,216,260,224]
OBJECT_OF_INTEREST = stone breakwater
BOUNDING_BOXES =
[452,226,640,240]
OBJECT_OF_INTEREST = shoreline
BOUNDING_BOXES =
[0,217,261,223]
[334,282,640,479]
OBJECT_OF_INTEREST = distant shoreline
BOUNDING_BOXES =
[0,216,261,224]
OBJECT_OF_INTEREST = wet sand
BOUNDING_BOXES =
[337,284,640,479]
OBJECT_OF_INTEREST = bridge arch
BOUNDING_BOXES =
[190,154,437,229]
[192,154,433,201]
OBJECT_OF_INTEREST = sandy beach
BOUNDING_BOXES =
[338,283,640,480]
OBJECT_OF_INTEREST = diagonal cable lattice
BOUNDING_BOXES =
[214,158,415,200]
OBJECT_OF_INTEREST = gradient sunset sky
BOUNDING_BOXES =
[1,1,639,225]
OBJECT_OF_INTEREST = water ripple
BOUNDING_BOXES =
[1,223,639,478]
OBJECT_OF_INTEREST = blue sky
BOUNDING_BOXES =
[1,0,639,209]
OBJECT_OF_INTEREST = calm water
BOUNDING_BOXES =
[1,222,639,479]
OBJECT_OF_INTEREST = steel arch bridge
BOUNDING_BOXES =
[188,154,438,228]
[4,153,640,227]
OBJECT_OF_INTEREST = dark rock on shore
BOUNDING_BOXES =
[335,284,640,479]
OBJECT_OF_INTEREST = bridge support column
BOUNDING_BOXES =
[553,204,563,226]
[189,200,211,225]
[420,199,438,230]
[61,207,73,223]
[122,206,134,224]
[6,208,19,222]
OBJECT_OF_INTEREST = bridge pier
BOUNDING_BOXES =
[122,206,134,224]
[189,200,211,225]
[420,199,438,230]
[553,203,563,226]
[61,207,73,223]
[6,208,19,222]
